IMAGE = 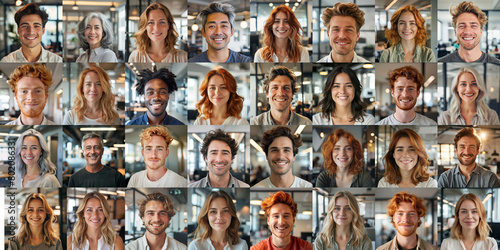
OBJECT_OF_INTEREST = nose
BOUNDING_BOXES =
[215,87,220,94]
[214,25,221,34]
[152,149,158,157]
[27,148,33,154]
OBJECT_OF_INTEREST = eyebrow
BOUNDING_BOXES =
[269,146,292,150]
[331,25,356,29]
[146,87,168,91]
[207,20,229,24]
[20,22,43,26]
[395,146,413,148]
[209,149,230,154]
[209,207,229,210]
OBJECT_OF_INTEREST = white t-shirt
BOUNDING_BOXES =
[252,176,312,188]
[376,113,437,125]
[254,46,310,62]
[377,177,437,188]
[193,115,249,125]
[127,169,187,187]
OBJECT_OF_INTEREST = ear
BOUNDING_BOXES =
[141,149,145,158]
[417,88,421,97]
[390,88,395,98]
[356,31,360,41]
[165,149,170,158]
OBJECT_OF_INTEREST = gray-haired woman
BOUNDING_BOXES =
[76,12,118,62]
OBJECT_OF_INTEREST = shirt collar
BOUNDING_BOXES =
[140,112,171,125]
[205,174,236,187]
[140,234,169,250]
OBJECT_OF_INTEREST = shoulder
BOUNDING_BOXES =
[415,114,437,125]
[438,110,452,125]
[100,49,118,62]
[438,51,459,62]
[229,50,251,63]
[251,238,269,249]
[188,52,208,62]
[1,51,18,62]
[254,48,264,62]
[166,115,185,125]
[300,46,310,61]
[126,115,145,125]
[250,112,267,125]
[359,113,375,125]
[234,117,249,125]
[376,240,393,250]
[421,177,438,187]
[292,112,312,125]
[294,176,313,187]
[377,177,390,187]
[47,51,63,63]
[128,50,142,62]
[166,236,187,250]
[312,113,328,125]
[315,171,333,187]
[187,179,203,188]
[293,236,313,248]
[114,234,124,250]
[76,53,85,62]
[375,116,391,125]
[252,178,270,188]
[379,48,392,62]
[40,173,61,187]
[193,116,206,125]
[63,111,76,125]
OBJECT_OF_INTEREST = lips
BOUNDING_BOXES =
[211,35,227,44]
[273,160,289,167]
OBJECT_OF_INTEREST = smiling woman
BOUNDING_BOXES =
[76,13,117,63]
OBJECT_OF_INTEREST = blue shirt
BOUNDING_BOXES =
[126,112,185,125]
[188,49,251,63]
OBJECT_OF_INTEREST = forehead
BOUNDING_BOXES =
[144,135,167,147]
[86,197,102,207]
[23,135,40,145]
[335,197,349,206]
[458,72,475,82]
[208,139,231,151]
[84,137,102,146]
[270,75,292,86]
[206,12,230,23]
[208,74,225,85]
[457,136,478,146]
[145,200,166,210]
[393,76,418,88]
[19,14,43,24]
[210,197,228,207]
[334,73,352,83]
[397,201,417,212]
[269,203,293,214]
[148,9,167,19]
[334,136,350,146]
[399,11,416,21]
[145,78,168,89]
[88,17,102,25]
[329,15,357,29]
[84,71,100,81]
[456,12,480,24]
[275,11,288,19]
[269,136,293,148]
[28,199,43,207]
[17,77,45,90]
[395,136,412,146]
[460,199,477,209]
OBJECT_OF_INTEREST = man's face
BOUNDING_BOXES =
[144,79,169,117]
[205,140,232,177]
[202,12,233,52]
[17,14,45,49]
[83,138,104,167]
[267,203,295,240]
[454,13,483,51]
[267,75,293,113]
[327,16,360,57]
[456,136,479,167]
[142,135,169,171]
[15,77,48,119]
[391,77,420,111]
[393,202,420,237]
[142,200,170,236]
[267,136,296,176]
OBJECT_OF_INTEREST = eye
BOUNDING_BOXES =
[148,22,154,25]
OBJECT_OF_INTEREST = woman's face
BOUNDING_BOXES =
[208,197,232,233]
[331,73,355,108]
[397,11,417,42]
[21,136,42,167]
[393,137,418,172]
[84,198,105,229]
[332,197,353,226]
[84,17,103,49]
[456,72,479,104]
[147,9,169,44]
[332,136,354,170]
[207,74,230,107]
[26,199,46,227]
[272,11,291,39]
[83,71,103,104]
[458,199,479,231]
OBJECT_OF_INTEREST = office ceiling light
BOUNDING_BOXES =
[385,0,397,11]
[240,20,248,29]
[110,2,116,11]
[191,24,199,31]
[15,0,23,6]
[72,1,79,10]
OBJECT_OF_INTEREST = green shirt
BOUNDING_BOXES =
[380,44,435,63]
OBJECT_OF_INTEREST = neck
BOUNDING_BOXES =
[28,224,44,239]
[20,114,44,125]
[21,45,42,63]
[145,231,166,248]
[335,225,351,237]
[460,102,477,114]
[147,111,167,125]
[212,105,229,119]
[272,235,291,248]
[270,108,291,125]
[269,172,295,188]
[210,230,227,243]
[206,48,230,63]
[393,108,417,123]
[89,43,100,51]
[400,168,413,183]
[86,164,104,173]
[461,228,476,242]
[333,105,353,118]
[459,163,476,175]
[396,233,418,249]
[86,227,102,240]
[149,41,167,54]
[26,164,41,176]
[86,102,100,113]
[335,167,351,177]
[208,172,230,187]
[400,40,415,53]
[146,167,167,182]
[458,47,483,63]
[330,50,355,63]
[275,39,289,53]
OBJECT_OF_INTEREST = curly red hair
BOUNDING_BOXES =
[261,191,297,219]
[385,5,429,47]
[261,5,303,62]
[389,65,423,90]
[195,68,244,119]
[322,129,364,175]
[387,191,427,227]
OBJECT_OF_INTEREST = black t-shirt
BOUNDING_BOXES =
[68,166,125,187]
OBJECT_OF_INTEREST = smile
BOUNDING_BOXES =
[462,37,474,41]
[336,96,349,100]
[273,160,288,166]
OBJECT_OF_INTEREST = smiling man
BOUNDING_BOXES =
[438,127,499,188]
[127,126,187,187]
[378,191,436,250]
[318,2,369,63]
[68,133,125,187]
[251,191,312,250]
[439,1,500,63]
[188,129,249,188]
[188,2,251,63]
[126,192,187,250]
[127,67,185,125]
[253,126,312,188]
[376,66,436,125]
[2,3,62,62]
[7,64,56,125]
[251,66,312,125]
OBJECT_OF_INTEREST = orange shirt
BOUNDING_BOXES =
[251,236,312,250]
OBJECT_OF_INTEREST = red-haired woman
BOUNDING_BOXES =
[194,68,248,125]
[378,128,437,187]
[380,5,435,62]
[254,5,309,62]
[315,129,373,187]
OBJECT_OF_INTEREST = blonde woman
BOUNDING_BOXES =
[314,191,371,250]
[68,191,124,250]
[9,193,62,250]
[441,193,497,250]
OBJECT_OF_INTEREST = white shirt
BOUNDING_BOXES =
[73,236,113,250]
[254,46,310,62]
[252,176,312,188]
[14,173,61,188]
[188,238,248,250]
[376,113,437,125]
[441,237,497,250]
[63,110,121,125]
[76,47,118,63]
[377,177,437,188]
[126,234,187,250]
[312,113,375,125]
[193,115,249,125]
[317,51,369,63]
[1,47,62,62]
[127,169,188,187]
[6,115,57,125]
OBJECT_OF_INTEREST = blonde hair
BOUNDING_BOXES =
[17,193,59,246]
[451,1,487,29]
[140,126,173,148]
[134,3,178,53]
[72,191,116,249]
[451,193,490,241]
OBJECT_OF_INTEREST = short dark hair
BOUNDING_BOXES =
[454,127,481,150]
[138,192,176,219]
[263,66,297,95]
[200,129,238,160]
[261,126,302,157]
[134,66,178,96]
[15,3,49,27]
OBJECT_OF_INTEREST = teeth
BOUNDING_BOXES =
[275,99,286,101]
[463,37,473,41]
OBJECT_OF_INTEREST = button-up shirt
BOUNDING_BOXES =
[1,47,62,62]
[76,47,118,63]
[188,174,249,188]
[438,164,499,188]
[126,112,185,125]
[126,234,187,250]
[380,43,436,63]
[377,235,437,250]
[250,110,312,125]
[439,109,500,125]
[317,51,369,63]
